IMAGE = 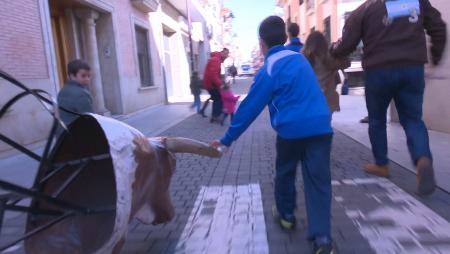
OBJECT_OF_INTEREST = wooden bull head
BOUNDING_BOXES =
[23,114,221,254]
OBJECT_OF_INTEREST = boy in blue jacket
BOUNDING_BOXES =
[211,16,335,254]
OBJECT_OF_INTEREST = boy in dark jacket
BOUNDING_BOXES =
[189,71,203,113]
[286,23,304,53]
[211,16,336,254]
[330,0,447,196]
[57,59,93,127]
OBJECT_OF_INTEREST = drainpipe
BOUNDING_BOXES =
[186,0,195,75]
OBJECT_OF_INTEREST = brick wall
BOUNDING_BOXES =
[0,0,48,79]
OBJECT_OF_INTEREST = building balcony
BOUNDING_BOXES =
[131,0,160,12]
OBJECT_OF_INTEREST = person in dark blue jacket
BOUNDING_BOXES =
[285,23,304,53]
[211,16,336,254]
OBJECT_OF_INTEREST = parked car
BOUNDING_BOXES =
[238,64,255,76]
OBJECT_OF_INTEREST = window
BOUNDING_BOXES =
[135,26,153,87]
[306,0,315,10]
[324,16,331,43]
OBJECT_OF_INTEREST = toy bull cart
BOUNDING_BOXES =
[0,70,221,253]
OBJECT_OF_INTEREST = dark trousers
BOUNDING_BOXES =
[206,88,222,118]
[275,134,332,240]
[364,65,432,166]
[199,97,211,116]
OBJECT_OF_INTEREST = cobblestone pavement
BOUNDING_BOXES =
[2,78,450,254]
[118,107,450,254]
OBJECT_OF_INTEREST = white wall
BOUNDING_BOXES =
[422,0,450,133]
[337,0,365,38]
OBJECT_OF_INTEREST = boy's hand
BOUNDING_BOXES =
[210,140,228,154]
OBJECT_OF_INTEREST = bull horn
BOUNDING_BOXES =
[162,137,222,158]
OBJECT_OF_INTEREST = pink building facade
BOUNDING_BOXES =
[0,0,223,154]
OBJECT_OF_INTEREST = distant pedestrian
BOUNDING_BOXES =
[57,59,93,127]
[286,23,304,53]
[211,16,336,254]
[200,48,229,122]
[228,64,238,84]
[338,70,349,95]
[303,31,350,114]
[189,71,203,113]
[220,83,240,126]
[330,0,447,195]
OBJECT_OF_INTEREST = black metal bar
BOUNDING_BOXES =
[39,164,66,185]
[0,198,6,235]
[0,180,89,214]
[86,206,116,214]
[0,212,74,252]
[0,134,41,162]
[5,192,26,207]
[0,70,55,110]
[4,204,63,217]
[32,119,58,190]
[0,89,47,119]
[40,153,110,185]
[0,70,81,118]
[52,153,110,168]
[52,160,89,198]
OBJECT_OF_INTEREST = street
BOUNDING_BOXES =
[119,78,450,254]
[1,77,450,254]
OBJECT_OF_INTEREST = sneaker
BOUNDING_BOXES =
[311,237,337,254]
[365,164,390,178]
[416,157,436,196]
[312,242,337,254]
[272,205,295,230]
[360,116,369,123]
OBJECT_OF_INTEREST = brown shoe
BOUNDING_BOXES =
[416,157,436,196]
[365,164,390,178]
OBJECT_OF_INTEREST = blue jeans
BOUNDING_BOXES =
[365,65,432,166]
[275,134,332,240]
[192,94,201,112]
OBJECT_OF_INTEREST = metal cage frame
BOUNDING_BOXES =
[0,70,114,252]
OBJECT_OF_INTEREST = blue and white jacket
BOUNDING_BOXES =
[286,37,304,53]
[220,45,332,147]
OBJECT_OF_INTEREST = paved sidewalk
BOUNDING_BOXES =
[333,95,450,193]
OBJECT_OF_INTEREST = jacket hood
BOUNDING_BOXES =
[211,52,222,58]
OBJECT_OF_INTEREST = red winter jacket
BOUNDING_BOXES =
[203,52,222,90]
